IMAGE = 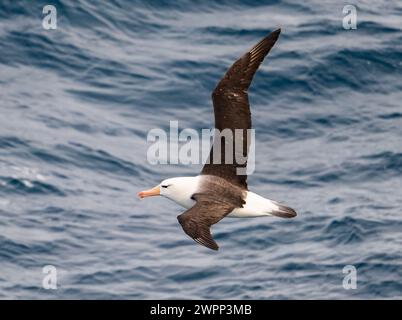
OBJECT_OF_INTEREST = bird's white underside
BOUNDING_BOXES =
[160,175,280,218]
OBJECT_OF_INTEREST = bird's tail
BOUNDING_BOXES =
[270,202,297,218]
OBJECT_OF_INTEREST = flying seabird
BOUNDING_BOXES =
[139,29,297,250]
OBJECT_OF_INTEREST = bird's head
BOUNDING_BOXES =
[138,177,198,201]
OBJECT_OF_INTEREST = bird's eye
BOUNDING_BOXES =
[161,185,169,188]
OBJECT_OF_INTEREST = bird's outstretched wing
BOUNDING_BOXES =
[202,29,281,189]
[177,175,246,250]
[177,194,235,250]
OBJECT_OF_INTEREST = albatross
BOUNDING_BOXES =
[139,29,297,250]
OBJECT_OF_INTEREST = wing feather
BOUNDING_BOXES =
[201,29,281,189]
[177,195,235,251]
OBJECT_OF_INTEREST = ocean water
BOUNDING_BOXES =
[1,0,402,299]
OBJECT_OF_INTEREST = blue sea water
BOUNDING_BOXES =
[1,0,402,299]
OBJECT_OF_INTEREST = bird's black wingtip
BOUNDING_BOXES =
[272,28,281,38]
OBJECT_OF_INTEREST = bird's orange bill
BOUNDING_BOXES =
[138,185,160,199]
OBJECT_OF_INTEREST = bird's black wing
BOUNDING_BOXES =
[177,176,246,250]
[177,195,235,251]
[201,29,281,189]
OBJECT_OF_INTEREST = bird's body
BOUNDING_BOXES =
[160,176,294,219]
[139,28,297,250]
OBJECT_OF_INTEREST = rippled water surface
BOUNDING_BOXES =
[1,0,402,299]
